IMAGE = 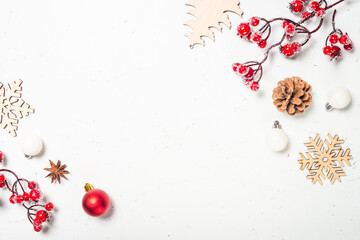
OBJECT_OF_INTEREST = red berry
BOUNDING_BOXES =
[0,174,5,183]
[237,23,251,36]
[285,24,295,34]
[28,181,37,189]
[302,11,311,19]
[316,8,326,18]
[332,45,341,53]
[232,63,240,72]
[34,225,42,232]
[244,67,254,78]
[339,34,350,45]
[15,195,24,204]
[308,1,319,10]
[250,82,260,91]
[291,42,301,54]
[33,218,42,226]
[0,151,3,161]
[249,17,260,26]
[258,39,267,48]
[344,44,353,51]
[238,65,248,75]
[30,189,41,201]
[9,194,16,204]
[0,182,5,188]
[45,202,54,211]
[329,34,338,44]
[283,21,290,28]
[36,210,47,222]
[291,0,304,12]
[282,44,294,57]
[244,79,253,86]
[323,46,332,55]
[252,32,262,43]
[23,192,30,201]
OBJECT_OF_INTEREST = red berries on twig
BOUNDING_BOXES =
[233,0,350,91]
[0,155,54,232]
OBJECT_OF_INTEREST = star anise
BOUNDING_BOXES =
[44,160,69,184]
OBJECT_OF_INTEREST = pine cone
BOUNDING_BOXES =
[272,76,312,115]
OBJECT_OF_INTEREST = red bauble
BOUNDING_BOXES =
[82,184,110,217]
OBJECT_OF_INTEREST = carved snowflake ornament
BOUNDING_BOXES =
[0,79,34,137]
[298,134,353,185]
[185,0,243,49]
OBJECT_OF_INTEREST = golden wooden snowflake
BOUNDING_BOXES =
[184,0,243,49]
[0,79,34,137]
[298,134,353,185]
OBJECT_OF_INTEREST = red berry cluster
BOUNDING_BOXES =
[232,0,348,91]
[0,154,54,232]
[289,0,326,19]
[237,17,267,49]
[232,63,261,91]
[281,41,301,57]
[323,32,353,60]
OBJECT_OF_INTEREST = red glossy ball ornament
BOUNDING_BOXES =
[82,183,110,217]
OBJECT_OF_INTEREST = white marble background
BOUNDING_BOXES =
[0,0,359,239]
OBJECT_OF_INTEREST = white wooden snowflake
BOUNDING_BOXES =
[0,79,34,137]
[298,134,353,185]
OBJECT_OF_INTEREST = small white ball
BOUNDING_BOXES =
[19,134,43,157]
[327,87,351,109]
[266,128,288,152]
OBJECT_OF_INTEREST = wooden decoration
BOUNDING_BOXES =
[0,79,34,137]
[184,0,243,49]
[298,134,353,185]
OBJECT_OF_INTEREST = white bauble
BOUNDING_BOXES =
[327,87,351,110]
[19,134,43,157]
[266,128,288,152]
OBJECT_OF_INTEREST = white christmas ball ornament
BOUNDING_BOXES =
[326,87,351,111]
[19,134,43,158]
[266,121,288,152]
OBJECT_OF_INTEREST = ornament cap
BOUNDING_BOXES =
[84,183,94,192]
[325,102,333,111]
[273,120,281,129]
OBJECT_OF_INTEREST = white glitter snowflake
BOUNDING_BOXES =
[0,79,34,136]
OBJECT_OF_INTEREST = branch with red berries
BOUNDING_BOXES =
[232,0,352,91]
[0,160,54,232]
